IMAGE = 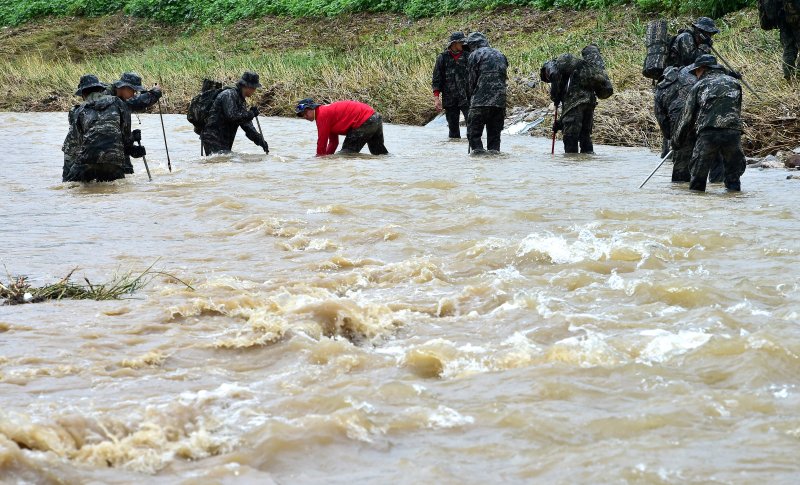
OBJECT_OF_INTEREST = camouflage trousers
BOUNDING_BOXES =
[445,105,470,139]
[340,113,389,155]
[780,24,800,79]
[467,106,505,151]
[64,163,126,183]
[689,129,746,192]
[671,137,725,184]
[561,103,595,154]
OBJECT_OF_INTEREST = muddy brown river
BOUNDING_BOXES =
[1,112,799,483]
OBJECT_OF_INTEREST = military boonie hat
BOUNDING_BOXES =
[295,98,321,116]
[687,54,719,72]
[448,31,467,46]
[113,72,145,91]
[75,74,106,96]
[238,71,263,89]
[692,17,720,34]
[464,31,484,46]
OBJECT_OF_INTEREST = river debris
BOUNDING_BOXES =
[0,264,193,305]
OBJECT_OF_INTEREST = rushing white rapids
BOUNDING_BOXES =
[1,112,799,483]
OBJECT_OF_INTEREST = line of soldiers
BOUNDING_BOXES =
[432,31,509,154]
[652,17,746,192]
[432,31,614,156]
[62,72,162,182]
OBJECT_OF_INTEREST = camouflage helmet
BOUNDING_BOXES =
[74,74,106,96]
[113,72,145,92]
[448,31,467,46]
[687,54,719,73]
[692,17,720,34]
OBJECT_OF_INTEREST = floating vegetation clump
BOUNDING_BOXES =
[0,264,193,305]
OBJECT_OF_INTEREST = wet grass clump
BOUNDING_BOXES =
[0,265,193,305]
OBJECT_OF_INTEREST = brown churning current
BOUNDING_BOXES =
[1,113,799,483]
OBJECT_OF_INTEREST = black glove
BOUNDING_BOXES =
[131,129,142,143]
[260,138,269,154]
[729,70,742,80]
[250,106,260,117]
[552,119,563,133]
[129,145,146,158]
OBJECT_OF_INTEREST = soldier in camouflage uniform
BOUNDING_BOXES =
[105,72,162,174]
[670,17,719,68]
[201,71,269,155]
[62,75,144,183]
[107,72,163,112]
[432,32,470,139]
[654,66,679,158]
[672,56,745,192]
[464,32,508,153]
[780,0,800,79]
[550,45,613,154]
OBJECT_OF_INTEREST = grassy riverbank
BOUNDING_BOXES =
[0,6,796,155]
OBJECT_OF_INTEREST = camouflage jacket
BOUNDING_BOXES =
[549,54,597,116]
[785,0,800,27]
[670,31,712,68]
[667,66,699,125]
[201,86,262,152]
[466,34,508,108]
[432,49,470,108]
[63,91,131,170]
[672,69,742,146]
[105,87,163,113]
[654,66,680,133]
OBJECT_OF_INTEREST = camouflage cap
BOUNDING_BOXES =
[448,31,467,46]
[687,54,719,72]
[692,17,720,34]
[238,71,262,89]
[113,72,145,92]
[74,74,106,96]
[464,31,488,47]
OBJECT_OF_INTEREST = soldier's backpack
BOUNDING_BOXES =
[758,0,782,30]
[581,45,614,99]
[187,79,226,135]
[76,96,125,166]
[643,20,670,80]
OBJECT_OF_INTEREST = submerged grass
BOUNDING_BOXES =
[0,7,797,155]
[0,263,193,305]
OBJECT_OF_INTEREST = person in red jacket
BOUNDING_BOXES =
[296,98,389,156]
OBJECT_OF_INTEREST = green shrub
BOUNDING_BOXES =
[0,0,759,26]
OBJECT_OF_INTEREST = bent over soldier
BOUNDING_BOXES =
[464,32,508,153]
[672,57,746,192]
[201,71,269,155]
[432,32,470,139]
[62,75,144,183]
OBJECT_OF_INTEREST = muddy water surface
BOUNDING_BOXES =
[1,113,799,483]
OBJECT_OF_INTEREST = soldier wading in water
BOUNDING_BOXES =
[62,75,145,183]
[432,32,470,139]
[672,55,746,192]
[201,71,270,155]
[464,32,508,154]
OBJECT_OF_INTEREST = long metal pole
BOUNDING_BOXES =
[708,44,763,102]
[639,150,673,189]
[157,100,172,172]
[551,105,559,155]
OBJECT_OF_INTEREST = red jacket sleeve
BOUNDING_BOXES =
[315,108,331,156]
